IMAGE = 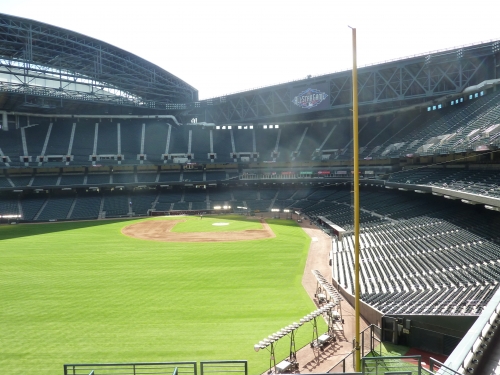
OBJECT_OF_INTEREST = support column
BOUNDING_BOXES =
[1,112,7,131]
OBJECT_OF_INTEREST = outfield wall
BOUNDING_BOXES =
[330,276,384,327]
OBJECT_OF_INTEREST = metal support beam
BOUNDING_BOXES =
[193,41,497,124]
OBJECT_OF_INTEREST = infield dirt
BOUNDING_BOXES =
[121,218,275,242]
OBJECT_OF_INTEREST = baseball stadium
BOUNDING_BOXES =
[2,12,500,375]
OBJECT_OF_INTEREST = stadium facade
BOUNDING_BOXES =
[2,12,500,373]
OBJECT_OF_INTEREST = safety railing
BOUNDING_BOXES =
[328,350,355,373]
[64,361,248,375]
[439,285,500,374]
[360,325,382,358]
[64,361,192,375]
[327,325,381,373]
[199,360,247,375]
[428,358,462,375]
[362,355,422,375]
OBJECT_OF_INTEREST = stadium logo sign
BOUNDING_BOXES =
[292,88,328,109]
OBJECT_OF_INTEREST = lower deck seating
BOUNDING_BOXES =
[36,196,75,221]
[131,191,157,215]
[191,201,208,210]
[0,195,19,216]
[21,196,46,220]
[318,187,500,316]
[246,200,272,211]
[70,195,101,220]
[102,194,129,217]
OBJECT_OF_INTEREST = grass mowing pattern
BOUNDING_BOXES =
[1,216,325,375]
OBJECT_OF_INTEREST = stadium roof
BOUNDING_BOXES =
[189,40,500,125]
[0,13,198,113]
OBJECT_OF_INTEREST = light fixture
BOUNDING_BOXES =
[255,302,342,372]
[485,205,500,211]
[461,199,477,205]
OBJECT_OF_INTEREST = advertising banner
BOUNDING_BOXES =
[290,82,330,113]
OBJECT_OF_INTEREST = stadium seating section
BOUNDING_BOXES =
[0,89,499,169]
[388,168,500,199]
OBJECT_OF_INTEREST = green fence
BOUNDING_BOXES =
[362,355,422,375]
[200,361,247,375]
[64,361,247,375]
[327,325,382,373]
[361,325,382,358]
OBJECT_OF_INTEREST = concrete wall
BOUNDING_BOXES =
[330,277,384,327]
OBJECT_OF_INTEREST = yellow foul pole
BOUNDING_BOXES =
[350,26,361,372]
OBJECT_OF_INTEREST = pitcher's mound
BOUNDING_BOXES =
[122,219,275,242]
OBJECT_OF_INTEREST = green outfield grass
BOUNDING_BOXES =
[0,216,325,375]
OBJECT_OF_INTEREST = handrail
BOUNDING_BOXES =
[326,324,381,373]
[441,285,500,374]
[63,361,198,375]
[327,350,354,373]
[429,357,462,375]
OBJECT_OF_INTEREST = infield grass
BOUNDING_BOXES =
[0,216,325,375]
[169,215,264,232]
